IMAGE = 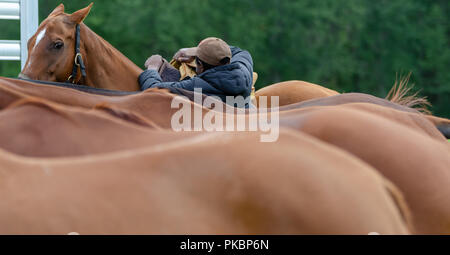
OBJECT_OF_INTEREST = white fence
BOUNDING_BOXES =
[0,0,38,69]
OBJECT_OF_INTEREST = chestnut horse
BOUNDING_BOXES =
[19,4,141,91]
[18,3,339,105]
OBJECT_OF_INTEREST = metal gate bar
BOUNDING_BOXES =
[0,0,38,69]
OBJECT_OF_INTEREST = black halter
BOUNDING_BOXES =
[67,24,87,84]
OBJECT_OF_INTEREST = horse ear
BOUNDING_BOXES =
[69,3,93,24]
[49,4,65,17]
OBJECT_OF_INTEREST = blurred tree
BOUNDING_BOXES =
[0,0,448,117]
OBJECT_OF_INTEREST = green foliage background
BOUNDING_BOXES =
[0,0,448,117]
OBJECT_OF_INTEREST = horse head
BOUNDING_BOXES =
[19,3,141,91]
[19,4,92,84]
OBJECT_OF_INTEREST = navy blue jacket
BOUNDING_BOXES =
[139,46,253,108]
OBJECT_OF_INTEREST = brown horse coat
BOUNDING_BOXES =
[280,103,447,142]
[280,106,450,234]
[0,77,446,143]
[255,80,339,107]
[0,98,212,158]
[0,88,445,159]
[0,129,409,234]
[0,97,444,234]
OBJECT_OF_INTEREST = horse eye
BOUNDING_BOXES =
[53,41,64,50]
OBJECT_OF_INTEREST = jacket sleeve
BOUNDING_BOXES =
[229,46,254,78]
[139,69,196,91]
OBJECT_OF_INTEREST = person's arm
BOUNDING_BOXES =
[221,46,253,96]
[139,69,196,91]
[229,46,254,75]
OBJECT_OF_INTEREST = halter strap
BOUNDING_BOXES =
[67,24,87,84]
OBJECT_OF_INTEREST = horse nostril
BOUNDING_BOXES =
[18,73,30,80]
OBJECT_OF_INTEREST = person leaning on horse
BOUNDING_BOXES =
[139,37,254,108]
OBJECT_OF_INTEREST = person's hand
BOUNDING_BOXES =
[145,55,164,70]
[173,48,196,63]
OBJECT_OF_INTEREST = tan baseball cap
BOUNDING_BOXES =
[185,37,232,66]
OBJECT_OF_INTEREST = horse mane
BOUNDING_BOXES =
[93,103,161,129]
[385,73,431,115]
[74,23,142,90]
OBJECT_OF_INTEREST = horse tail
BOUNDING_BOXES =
[385,73,431,115]
[382,177,415,234]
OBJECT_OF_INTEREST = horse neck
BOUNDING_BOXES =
[80,24,142,91]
